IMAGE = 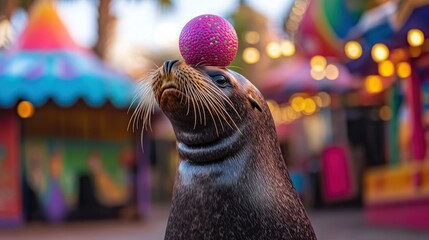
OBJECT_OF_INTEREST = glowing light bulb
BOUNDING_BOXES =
[371,43,389,62]
[344,41,362,59]
[303,98,317,115]
[243,47,260,64]
[396,62,411,78]
[365,75,383,93]
[310,69,325,80]
[407,29,424,47]
[378,60,394,77]
[291,96,305,112]
[17,101,34,118]
[310,55,327,72]
[325,64,339,80]
[280,40,295,56]
[244,31,260,44]
[266,42,281,58]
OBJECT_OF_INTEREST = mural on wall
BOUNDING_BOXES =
[24,138,134,221]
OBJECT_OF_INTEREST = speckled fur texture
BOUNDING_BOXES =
[155,61,317,240]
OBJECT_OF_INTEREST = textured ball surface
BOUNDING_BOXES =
[179,14,238,66]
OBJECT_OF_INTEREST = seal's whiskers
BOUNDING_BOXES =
[195,81,236,131]
[182,73,240,135]
[188,83,221,135]
[129,72,159,149]
[192,75,241,131]
[181,82,205,129]
[130,64,244,147]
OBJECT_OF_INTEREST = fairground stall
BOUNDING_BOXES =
[0,1,149,226]
[344,0,429,229]
[281,0,429,229]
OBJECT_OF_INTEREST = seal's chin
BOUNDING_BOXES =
[176,128,243,163]
[155,69,244,163]
[161,95,244,163]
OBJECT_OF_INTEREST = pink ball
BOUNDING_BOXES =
[179,14,238,67]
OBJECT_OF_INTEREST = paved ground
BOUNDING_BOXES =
[1,206,429,240]
[310,208,429,240]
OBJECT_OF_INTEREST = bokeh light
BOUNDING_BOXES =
[303,98,317,115]
[242,47,260,64]
[344,41,362,59]
[325,64,339,80]
[396,61,411,78]
[407,29,424,47]
[291,96,305,112]
[310,55,327,72]
[371,43,389,62]
[310,69,325,80]
[244,31,260,44]
[286,106,297,120]
[280,107,291,123]
[17,101,35,118]
[266,42,281,58]
[280,40,295,56]
[313,96,322,107]
[317,92,331,107]
[365,75,383,93]
[379,105,392,121]
[378,60,394,77]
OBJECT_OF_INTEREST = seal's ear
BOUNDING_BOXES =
[248,94,262,112]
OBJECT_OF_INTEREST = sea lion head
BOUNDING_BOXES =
[132,61,317,240]
[131,60,266,163]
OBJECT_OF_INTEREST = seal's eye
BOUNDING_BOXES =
[212,75,231,88]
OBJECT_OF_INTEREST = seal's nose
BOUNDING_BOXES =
[163,60,179,75]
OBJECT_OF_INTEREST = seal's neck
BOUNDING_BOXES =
[176,146,249,187]
[174,117,287,190]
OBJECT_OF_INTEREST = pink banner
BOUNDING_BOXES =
[406,63,426,161]
[322,145,355,201]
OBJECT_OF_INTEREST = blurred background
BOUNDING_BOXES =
[1,0,429,239]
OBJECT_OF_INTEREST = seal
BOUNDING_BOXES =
[131,60,317,240]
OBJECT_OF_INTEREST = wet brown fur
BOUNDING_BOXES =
[131,61,317,240]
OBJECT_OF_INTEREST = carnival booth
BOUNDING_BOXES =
[259,0,372,207]
[261,53,361,206]
[0,2,148,226]
[344,0,429,229]
[283,0,429,229]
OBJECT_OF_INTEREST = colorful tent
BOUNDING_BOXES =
[343,1,429,163]
[0,1,134,108]
[261,55,360,101]
[346,1,429,74]
[297,0,371,58]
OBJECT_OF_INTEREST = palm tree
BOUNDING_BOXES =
[93,0,113,59]
[0,0,173,58]
[95,0,174,59]
[0,0,34,21]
